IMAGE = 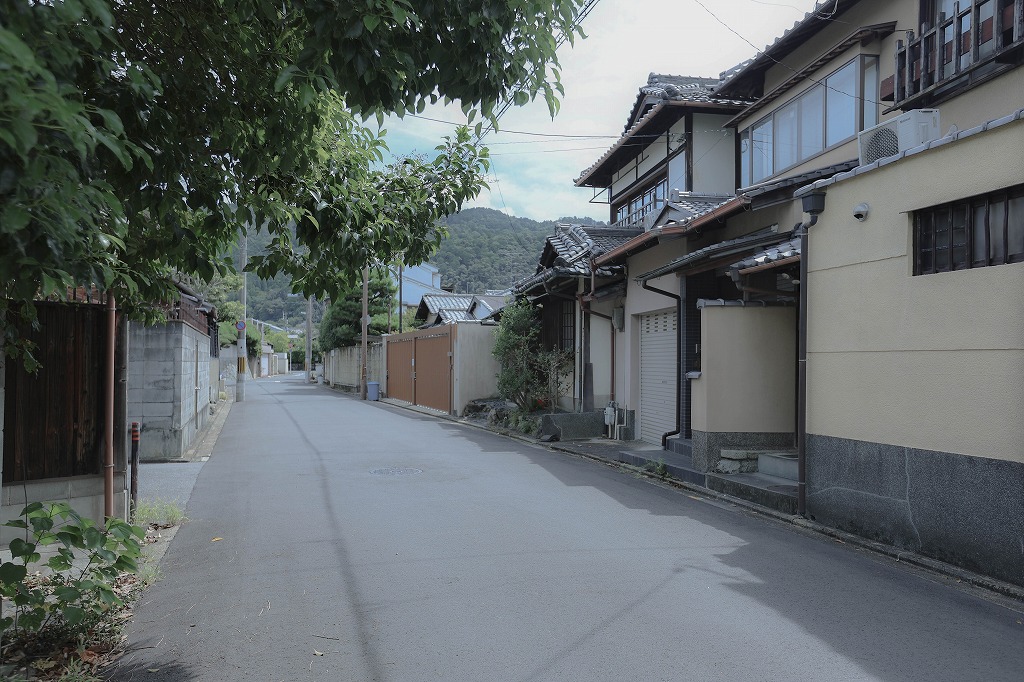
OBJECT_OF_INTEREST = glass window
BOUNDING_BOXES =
[751,118,773,183]
[800,86,824,159]
[825,62,857,146]
[775,100,799,171]
[915,185,1024,274]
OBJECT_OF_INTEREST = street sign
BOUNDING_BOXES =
[236,321,246,331]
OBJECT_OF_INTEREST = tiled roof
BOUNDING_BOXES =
[438,309,472,323]
[635,227,790,282]
[655,194,736,226]
[576,74,752,188]
[716,1,865,96]
[420,294,474,315]
[512,224,638,295]
[728,238,801,271]
[739,160,859,198]
[795,107,1024,197]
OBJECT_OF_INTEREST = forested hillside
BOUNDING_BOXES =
[431,208,605,293]
[230,207,605,325]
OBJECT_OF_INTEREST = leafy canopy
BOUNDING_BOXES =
[318,269,395,351]
[0,0,585,349]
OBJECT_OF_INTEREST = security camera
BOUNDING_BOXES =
[853,203,870,222]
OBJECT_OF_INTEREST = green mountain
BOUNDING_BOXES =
[231,207,605,325]
[430,207,605,294]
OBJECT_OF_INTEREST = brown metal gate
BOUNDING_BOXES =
[385,325,453,413]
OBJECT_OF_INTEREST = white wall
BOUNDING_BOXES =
[691,113,735,195]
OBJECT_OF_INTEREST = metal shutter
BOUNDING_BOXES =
[639,310,678,445]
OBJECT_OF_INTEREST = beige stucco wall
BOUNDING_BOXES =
[588,300,617,407]
[807,118,1024,463]
[691,306,796,433]
[935,67,1024,130]
[691,113,735,195]
[452,323,501,416]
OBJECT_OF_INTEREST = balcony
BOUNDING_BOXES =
[893,0,1023,108]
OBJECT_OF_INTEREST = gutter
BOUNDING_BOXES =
[104,293,116,519]
[639,279,682,447]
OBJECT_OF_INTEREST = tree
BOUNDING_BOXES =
[492,299,572,412]
[1,0,585,359]
[318,270,395,351]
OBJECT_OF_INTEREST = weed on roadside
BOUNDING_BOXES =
[131,499,187,529]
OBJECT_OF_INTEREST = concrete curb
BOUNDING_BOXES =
[366,393,1024,605]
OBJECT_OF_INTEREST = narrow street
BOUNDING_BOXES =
[113,374,1024,682]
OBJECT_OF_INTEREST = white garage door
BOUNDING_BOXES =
[639,309,678,445]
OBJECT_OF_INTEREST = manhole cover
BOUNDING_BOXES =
[370,467,423,476]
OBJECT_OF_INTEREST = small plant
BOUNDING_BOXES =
[644,460,668,478]
[0,502,144,640]
[131,499,187,528]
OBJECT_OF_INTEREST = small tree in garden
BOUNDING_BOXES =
[492,300,540,410]
[492,300,574,413]
[536,346,573,414]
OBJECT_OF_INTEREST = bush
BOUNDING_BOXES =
[0,503,144,639]
[492,300,573,413]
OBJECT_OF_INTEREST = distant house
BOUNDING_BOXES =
[394,263,447,306]
[414,294,476,328]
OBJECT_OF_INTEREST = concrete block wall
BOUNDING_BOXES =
[128,321,212,461]
[0,474,128,546]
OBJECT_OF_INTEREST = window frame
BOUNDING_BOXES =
[613,177,668,225]
[738,55,879,187]
[914,183,1024,275]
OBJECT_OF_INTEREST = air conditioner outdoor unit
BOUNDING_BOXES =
[857,109,941,165]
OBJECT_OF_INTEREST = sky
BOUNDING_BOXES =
[382,0,825,223]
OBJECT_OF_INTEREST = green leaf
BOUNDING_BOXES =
[9,538,35,559]
[274,64,299,92]
[0,562,28,584]
[62,605,87,625]
[363,14,381,32]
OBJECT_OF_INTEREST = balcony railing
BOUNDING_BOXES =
[894,0,1023,107]
[612,198,666,229]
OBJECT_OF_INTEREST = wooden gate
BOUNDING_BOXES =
[385,325,453,413]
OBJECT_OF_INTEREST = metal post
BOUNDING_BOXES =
[306,296,313,383]
[361,265,369,400]
[398,262,404,332]
[130,422,140,518]
[104,293,116,519]
[237,232,247,401]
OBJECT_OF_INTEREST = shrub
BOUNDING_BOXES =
[492,300,574,413]
[0,502,144,639]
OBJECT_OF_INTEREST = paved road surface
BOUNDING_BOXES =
[112,374,1024,681]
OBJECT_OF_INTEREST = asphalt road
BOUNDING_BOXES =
[111,374,1024,681]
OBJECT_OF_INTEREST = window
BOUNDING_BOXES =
[560,300,575,351]
[915,184,1024,274]
[614,178,667,226]
[738,56,879,186]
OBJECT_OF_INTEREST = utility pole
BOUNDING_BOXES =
[361,265,369,400]
[236,231,247,402]
[306,295,313,383]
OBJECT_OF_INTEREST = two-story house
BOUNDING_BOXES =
[574,74,751,443]
[619,0,1023,586]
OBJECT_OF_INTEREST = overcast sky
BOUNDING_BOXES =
[382,0,825,222]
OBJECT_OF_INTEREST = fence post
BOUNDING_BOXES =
[130,422,140,518]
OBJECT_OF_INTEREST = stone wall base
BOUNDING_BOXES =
[807,434,1024,587]
[691,430,795,472]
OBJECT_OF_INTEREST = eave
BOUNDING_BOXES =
[592,195,750,267]
[724,23,898,128]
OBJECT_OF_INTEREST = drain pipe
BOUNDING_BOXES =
[640,279,682,447]
[797,191,826,518]
[104,292,117,519]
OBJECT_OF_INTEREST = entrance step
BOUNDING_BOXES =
[757,451,798,481]
[705,471,798,515]
[665,437,692,457]
[615,448,706,487]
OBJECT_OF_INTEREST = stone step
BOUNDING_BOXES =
[757,451,799,481]
[705,471,798,515]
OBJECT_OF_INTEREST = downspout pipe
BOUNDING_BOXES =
[639,279,682,447]
[579,265,616,404]
[104,293,116,519]
[796,190,825,518]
